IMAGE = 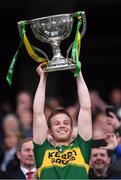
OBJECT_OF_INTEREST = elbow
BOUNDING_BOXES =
[33,104,44,115]
[80,99,91,109]
[33,108,44,116]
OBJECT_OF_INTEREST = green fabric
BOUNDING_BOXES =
[33,135,92,179]
[75,135,92,164]
[40,165,88,179]
[6,21,26,85]
[71,12,82,78]
[71,20,81,77]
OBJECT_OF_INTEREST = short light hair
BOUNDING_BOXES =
[17,137,33,152]
[2,114,18,124]
[47,107,73,129]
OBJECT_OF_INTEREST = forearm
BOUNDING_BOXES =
[76,71,92,140]
[76,72,91,108]
[33,75,47,114]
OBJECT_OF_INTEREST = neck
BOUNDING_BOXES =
[54,140,70,147]
[94,167,108,177]
[21,164,35,170]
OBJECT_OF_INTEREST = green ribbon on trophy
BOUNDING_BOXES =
[71,12,82,77]
[6,11,85,85]
[6,22,24,86]
[6,21,48,85]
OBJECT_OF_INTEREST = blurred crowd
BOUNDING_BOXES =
[0,88,121,179]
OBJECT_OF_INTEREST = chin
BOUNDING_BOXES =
[95,165,103,169]
[57,136,70,142]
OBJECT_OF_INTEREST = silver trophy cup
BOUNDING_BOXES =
[18,12,86,72]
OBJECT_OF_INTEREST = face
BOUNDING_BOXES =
[111,89,121,104]
[93,114,114,133]
[17,92,32,110]
[49,113,72,143]
[17,141,35,168]
[19,110,32,127]
[90,148,110,171]
[3,116,19,132]
[5,135,18,149]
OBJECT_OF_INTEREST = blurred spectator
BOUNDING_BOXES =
[11,138,36,179]
[92,111,121,141]
[115,126,121,145]
[90,90,107,118]
[106,112,121,131]
[0,130,21,172]
[16,91,33,117]
[0,101,13,116]
[66,102,79,126]
[19,109,33,138]
[44,104,53,120]
[110,88,121,107]
[93,112,114,134]
[109,88,121,120]
[45,97,62,109]
[0,170,10,179]
[101,133,118,151]
[0,113,20,146]
[101,133,121,176]
[0,101,13,144]
[92,128,105,140]
[44,97,63,119]
[89,147,121,179]
[2,114,20,134]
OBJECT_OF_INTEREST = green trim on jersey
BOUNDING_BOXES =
[33,135,92,179]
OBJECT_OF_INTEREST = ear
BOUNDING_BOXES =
[107,157,111,165]
[17,151,20,160]
[70,127,78,142]
[48,128,53,136]
[89,160,93,168]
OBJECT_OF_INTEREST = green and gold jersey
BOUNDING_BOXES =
[33,135,92,179]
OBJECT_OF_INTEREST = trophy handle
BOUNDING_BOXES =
[32,45,49,62]
[18,22,49,62]
[67,11,87,59]
[18,22,22,37]
[71,11,87,38]
[66,42,73,59]
[79,11,87,38]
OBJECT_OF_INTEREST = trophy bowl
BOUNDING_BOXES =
[18,12,86,72]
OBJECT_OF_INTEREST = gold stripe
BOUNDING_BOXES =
[78,32,81,58]
[37,147,89,177]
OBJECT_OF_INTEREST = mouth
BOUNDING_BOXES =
[58,129,67,134]
[95,160,104,166]
[27,158,34,161]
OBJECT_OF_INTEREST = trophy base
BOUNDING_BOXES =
[44,63,76,72]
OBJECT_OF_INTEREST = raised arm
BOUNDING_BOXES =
[33,65,48,145]
[76,71,92,141]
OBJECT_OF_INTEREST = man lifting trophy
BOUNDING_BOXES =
[6,11,86,85]
[6,11,92,180]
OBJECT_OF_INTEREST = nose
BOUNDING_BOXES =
[59,122,65,128]
[96,154,102,159]
[29,149,34,156]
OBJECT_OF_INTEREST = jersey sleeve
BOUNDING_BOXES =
[33,140,51,168]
